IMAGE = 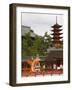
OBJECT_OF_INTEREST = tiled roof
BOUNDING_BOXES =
[21,25,36,37]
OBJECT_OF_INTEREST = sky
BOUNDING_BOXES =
[21,12,63,36]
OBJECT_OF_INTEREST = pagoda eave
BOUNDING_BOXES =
[51,33,63,35]
[52,41,63,43]
[52,37,63,39]
[51,23,62,28]
[51,29,62,32]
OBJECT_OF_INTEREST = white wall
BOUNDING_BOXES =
[0,0,72,90]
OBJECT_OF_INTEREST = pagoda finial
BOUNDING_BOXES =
[56,16,57,24]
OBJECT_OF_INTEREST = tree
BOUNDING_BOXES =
[22,32,34,57]
[32,36,45,56]
[44,32,52,48]
[22,31,52,58]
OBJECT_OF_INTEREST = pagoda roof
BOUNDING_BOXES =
[51,29,62,32]
[51,33,63,35]
[51,23,62,28]
[52,40,63,42]
[52,37,63,39]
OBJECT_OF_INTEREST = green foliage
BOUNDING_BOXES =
[44,32,52,48]
[22,31,52,58]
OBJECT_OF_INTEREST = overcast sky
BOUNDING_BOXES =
[21,12,63,36]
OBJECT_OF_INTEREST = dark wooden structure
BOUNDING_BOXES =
[45,49,63,69]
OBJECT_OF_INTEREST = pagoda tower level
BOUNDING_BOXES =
[51,17,63,48]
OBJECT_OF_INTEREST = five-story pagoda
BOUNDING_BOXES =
[51,16,63,48]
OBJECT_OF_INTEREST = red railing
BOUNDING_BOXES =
[22,69,63,77]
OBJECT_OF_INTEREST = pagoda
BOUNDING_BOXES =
[45,17,63,72]
[51,16,63,48]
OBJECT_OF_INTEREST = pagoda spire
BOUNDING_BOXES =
[56,16,57,24]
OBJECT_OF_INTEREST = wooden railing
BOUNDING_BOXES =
[22,68,63,77]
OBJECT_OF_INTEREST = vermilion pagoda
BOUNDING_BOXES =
[51,17,63,48]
